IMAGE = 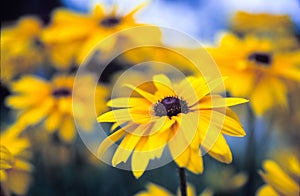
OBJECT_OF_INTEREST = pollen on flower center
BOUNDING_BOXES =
[154,96,189,118]
[52,88,71,97]
[100,17,121,27]
[248,52,272,66]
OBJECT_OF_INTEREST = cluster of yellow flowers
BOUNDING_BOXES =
[1,3,299,196]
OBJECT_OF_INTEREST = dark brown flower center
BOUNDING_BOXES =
[248,52,272,66]
[154,96,189,118]
[100,17,121,27]
[52,88,71,98]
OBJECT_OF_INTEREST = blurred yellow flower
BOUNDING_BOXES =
[205,166,247,194]
[122,46,208,75]
[41,3,146,69]
[257,158,300,196]
[208,33,300,116]
[0,125,32,196]
[6,74,108,142]
[230,11,299,51]
[231,11,295,35]
[98,74,247,178]
[1,17,44,83]
[135,182,213,196]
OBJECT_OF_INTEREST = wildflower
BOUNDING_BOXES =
[1,17,44,83]
[0,125,32,196]
[231,11,295,35]
[135,182,213,196]
[230,11,299,51]
[208,33,300,116]
[205,166,247,194]
[98,74,247,178]
[41,3,146,68]
[6,74,108,142]
[122,46,205,75]
[257,157,300,196]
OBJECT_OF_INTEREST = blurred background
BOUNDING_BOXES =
[1,0,299,196]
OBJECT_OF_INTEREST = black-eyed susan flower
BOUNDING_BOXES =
[230,11,299,51]
[135,182,213,196]
[230,11,295,35]
[0,125,32,196]
[97,74,248,178]
[121,45,206,76]
[1,17,44,83]
[257,156,300,196]
[208,33,300,116]
[41,3,146,68]
[205,166,247,194]
[6,74,108,142]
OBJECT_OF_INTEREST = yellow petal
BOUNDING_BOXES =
[131,150,150,179]
[0,170,7,182]
[18,98,54,126]
[256,185,278,196]
[260,160,299,196]
[202,131,232,164]
[0,146,14,170]
[58,116,76,142]
[125,2,148,19]
[198,95,248,109]
[124,84,156,103]
[186,148,203,174]
[153,74,175,98]
[136,183,172,196]
[151,116,175,135]
[44,112,62,132]
[97,108,151,124]
[175,77,199,106]
[131,136,165,178]
[6,169,31,195]
[13,159,33,172]
[112,124,149,166]
[9,75,50,94]
[250,76,287,116]
[169,113,199,167]
[201,110,246,137]
[97,129,125,158]
[107,97,151,108]
[147,117,175,150]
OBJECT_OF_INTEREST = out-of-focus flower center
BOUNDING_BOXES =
[154,96,189,118]
[248,52,272,66]
[100,17,121,27]
[33,38,44,48]
[52,87,72,98]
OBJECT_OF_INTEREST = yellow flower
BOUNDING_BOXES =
[230,11,299,51]
[205,166,247,194]
[6,74,108,142]
[97,74,247,178]
[41,3,146,68]
[122,45,206,76]
[257,158,300,196]
[0,125,32,196]
[208,33,300,116]
[135,182,213,196]
[1,17,44,83]
[231,11,295,35]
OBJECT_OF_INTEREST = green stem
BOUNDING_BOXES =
[178,167,187,196]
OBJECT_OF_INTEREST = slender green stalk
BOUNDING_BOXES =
[178,167,187,196]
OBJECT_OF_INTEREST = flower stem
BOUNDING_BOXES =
[178,167,187,196]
